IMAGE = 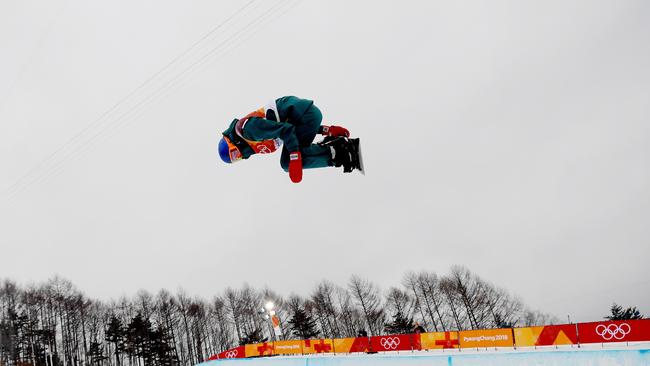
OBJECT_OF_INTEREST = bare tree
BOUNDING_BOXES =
[1,267,556,366]
[347,276,384,336]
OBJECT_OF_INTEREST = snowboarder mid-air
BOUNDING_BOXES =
[218,96,363,183]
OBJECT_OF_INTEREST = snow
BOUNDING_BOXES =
[198,344,650,366]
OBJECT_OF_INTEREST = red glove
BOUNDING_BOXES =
[322,125,350,137]
[288,151,302,183]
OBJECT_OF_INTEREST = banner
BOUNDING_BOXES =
[245,342,273,357]
[271,314,282,337]
[332,337,369,353]
[459,328,514,348]
[272,340,302,355]
[578,319,650,344]
[514,324,578,347]
[214,346,245,359]
[369,334,414,352]
[420,331,460,350]
[303,339,334,354]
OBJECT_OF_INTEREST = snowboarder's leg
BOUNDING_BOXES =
[281,103,332,171]
[280,145,331,171]
[280,103,360,173]
[294,104,322,148]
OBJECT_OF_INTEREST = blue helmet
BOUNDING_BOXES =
[218,136,243,164]
[218,137,231,163]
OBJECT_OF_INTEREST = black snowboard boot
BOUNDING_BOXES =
[319,136,357,173]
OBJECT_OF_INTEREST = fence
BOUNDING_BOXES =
[207,319,650,360]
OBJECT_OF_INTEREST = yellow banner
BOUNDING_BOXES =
[420,331,460,350]
[513,327,541,347]
[273,340,303,355]
[331,337,369,353]
[459,328,514,348]
[244,342,274,357]
[332,337,355,353]
[303,339,334,354]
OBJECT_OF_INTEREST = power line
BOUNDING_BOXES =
[1,0,258,199]
[25,0,300,191]
[1,0,302,208]
[1,0,260,203]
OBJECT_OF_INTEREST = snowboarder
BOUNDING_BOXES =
[218,96,362,183]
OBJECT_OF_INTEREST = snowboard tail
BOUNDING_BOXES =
[351,138,364,175]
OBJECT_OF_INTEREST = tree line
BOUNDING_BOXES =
[0,266,555,366]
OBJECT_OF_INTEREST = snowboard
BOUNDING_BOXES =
[351,138,365,175]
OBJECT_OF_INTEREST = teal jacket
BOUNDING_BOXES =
[222,96,314,159]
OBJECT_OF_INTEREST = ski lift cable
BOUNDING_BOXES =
[19,0,299,193]
[1,0,301,207]
[1,0,258,200]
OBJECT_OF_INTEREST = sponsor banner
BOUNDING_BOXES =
[459,328,514,348]
[332,337,370,353]
[215,346,245,359]
[303,338,334,354]
[369,334,413,352]
[420,331,460,350]
[272,340,303,355]
[578,319,650,344]
[244,342,273,357]
[514,324,578,347]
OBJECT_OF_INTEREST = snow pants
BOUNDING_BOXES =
[279,104,332,171]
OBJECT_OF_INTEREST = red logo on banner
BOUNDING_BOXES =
[257,342,273,355]
[435,332,460,349]
[313,339,332,353]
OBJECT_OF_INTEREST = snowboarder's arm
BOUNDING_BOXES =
[242,117,300,152]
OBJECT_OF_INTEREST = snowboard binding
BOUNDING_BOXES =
[319,136,364,174]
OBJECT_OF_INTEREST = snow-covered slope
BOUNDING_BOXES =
[198,345,650,366]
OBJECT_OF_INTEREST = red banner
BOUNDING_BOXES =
[369,334,414,352]
[578,319,650,344]
[214,346,245,359]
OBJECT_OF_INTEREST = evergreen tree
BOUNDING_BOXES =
[606,303,644,320]
[149,325,177,366]
[88,341,107,365]
[384,310,414,334]
[105,316,125,366]
[126,313,154,365]
[288,307,319,340]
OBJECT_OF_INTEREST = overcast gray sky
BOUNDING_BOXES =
[1,0,649,323]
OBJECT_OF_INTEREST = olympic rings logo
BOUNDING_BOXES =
[224,350,238,358]
[257,145,272,154]
[379,337,401,350]
[595,323,631,341]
